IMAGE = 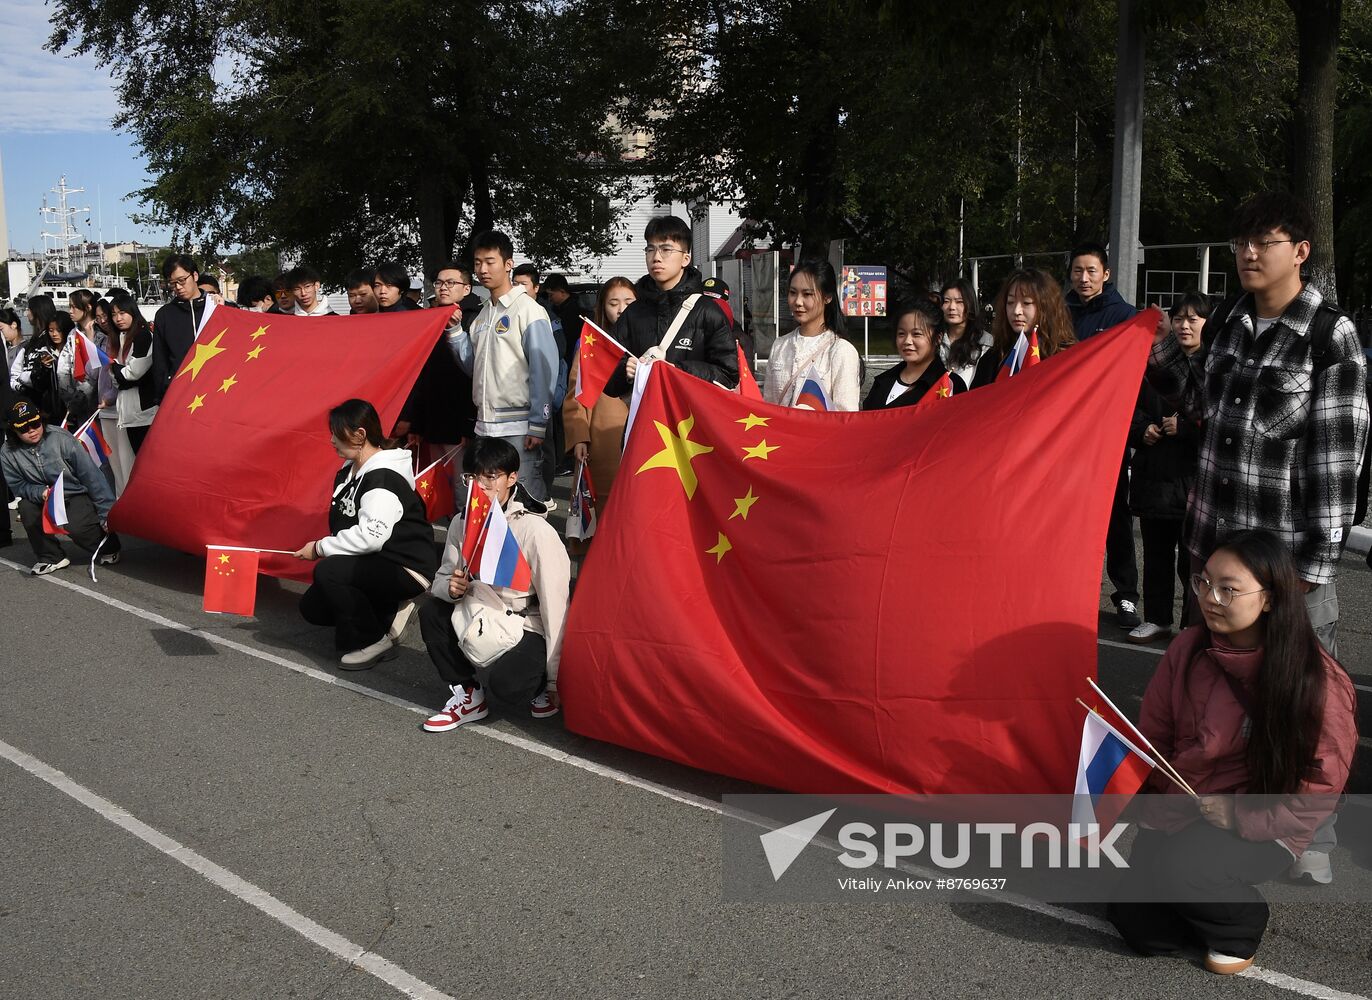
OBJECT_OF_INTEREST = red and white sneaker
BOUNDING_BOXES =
[422,684,489,732]
[530,690,560,719]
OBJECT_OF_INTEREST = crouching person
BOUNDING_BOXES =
[1,399,120,575]
[295,399,439,668]
[419,437,570,731]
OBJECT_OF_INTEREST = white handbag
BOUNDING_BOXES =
[450,581,525,668]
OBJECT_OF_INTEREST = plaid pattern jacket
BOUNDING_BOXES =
[1147,284,1369,584]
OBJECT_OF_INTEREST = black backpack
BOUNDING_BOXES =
[1203,293,1371,525]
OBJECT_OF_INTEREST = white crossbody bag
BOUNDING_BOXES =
[450,580,525,668]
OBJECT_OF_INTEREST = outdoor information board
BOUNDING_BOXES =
[840,265,887,318]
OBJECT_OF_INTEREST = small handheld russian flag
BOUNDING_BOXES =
[72,332,111,381]
[995,328,1042,382]
[76,418,111,468]
[565,463,598,541]
[1070,711,1154,831]
[794,366,831,411]
[468,489,533,591]
[42,474,69,536]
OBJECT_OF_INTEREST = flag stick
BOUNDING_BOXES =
[1074,698,1197,798]
[578,316,629,355]
[416,443,463,480]
[205,544,296,555]
[1084,678,1200,798]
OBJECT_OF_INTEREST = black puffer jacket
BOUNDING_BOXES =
[1127,380,1199,520]
[604,268,738,396]
[151,295,210,404]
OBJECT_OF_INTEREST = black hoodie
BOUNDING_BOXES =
[603,267,738,396]
[151,294,210,404]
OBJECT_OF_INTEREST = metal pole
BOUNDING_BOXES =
[1198,245,1211,296]
[971,258,980,298]
[864,317,869,362]
[1108,0,1144,304]
[958,197,965,275]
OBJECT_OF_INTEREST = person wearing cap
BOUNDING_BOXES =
[701,275,755,374]
[1,400,121,575]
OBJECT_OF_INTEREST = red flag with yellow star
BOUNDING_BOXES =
[560,311,1159,795]
[111,309,447,581]
[203,546,260,615]
[574,320,627,408]
[416,453,457,522]
[912,371,954,411]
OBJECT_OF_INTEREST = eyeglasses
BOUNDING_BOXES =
[461,472,508,487]
[1189,574,1265,608]
[166,273,195,290]
[644,245,686,259]
[1228,238,1295,257]
[433,279,469,290]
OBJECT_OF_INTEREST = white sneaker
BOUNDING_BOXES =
[530,690,560,719]
[339,635,396,670]
[1127,622,1168,644]
[7,497,17,510]
[29,558,70,576]
[1288,850,1333,885]
[1204,950,1255,975]
[422,684,489,732]
[388,601,416,641]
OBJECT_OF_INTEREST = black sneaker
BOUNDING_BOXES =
[97,551,121,566]
[1116,600,1141,629]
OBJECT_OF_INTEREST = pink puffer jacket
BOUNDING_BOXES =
[1135,626,1357,857]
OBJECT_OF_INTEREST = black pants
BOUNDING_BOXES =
[1139,517,1189,628]
[1106,455,1140,606]
[1107,825,1292,959]
[127,425,149,454]
[417,595,547,707]
[0,477,12,545]
[17,493,119,562]
[299,554,425,653]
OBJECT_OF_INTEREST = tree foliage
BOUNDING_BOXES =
[49,0,661,280]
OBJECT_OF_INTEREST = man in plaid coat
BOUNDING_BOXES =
[1148,191,1368,885]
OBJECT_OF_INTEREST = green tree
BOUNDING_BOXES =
[48,0,662,281]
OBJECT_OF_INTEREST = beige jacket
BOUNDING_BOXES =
[430,495,572,689]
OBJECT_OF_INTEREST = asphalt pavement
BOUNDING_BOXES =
[1,499,1370,1000]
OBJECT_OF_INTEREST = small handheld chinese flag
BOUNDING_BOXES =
[416,455,457,522]
[460,482,495,566]
[204,546,260,615]
[736,343,762,400]
[574,320,627,407]
[912,372,955,412]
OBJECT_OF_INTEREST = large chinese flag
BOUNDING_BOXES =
[561,312,1158,794]
[111,309,446,581]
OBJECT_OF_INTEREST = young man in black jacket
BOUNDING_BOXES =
[151,254,211,406]
[603,216,738,398]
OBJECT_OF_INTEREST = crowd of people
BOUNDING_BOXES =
[1,193,1368,976]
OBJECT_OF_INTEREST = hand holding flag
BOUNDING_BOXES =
[461,482,533,589]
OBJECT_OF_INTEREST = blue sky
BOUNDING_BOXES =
[0,0,171,253]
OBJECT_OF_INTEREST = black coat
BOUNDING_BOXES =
[862,357,966,410]
[1127,380,1199,519]
[553,297,584,365]
[151,295,210,405]
[604,268,738,396]
[399,315,476,444]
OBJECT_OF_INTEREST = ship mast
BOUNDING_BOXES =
[39,176,91,273]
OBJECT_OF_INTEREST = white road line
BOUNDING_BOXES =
[4,557,1368,1000]
[0,737,457,1000]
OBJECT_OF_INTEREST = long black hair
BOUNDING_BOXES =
[787,259,846,337]
[1208,530,1342,794]
[25,294,57,351]
[108,289,150,356]
[939,277,986,372]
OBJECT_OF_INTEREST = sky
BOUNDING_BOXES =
[0,0,172,254]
